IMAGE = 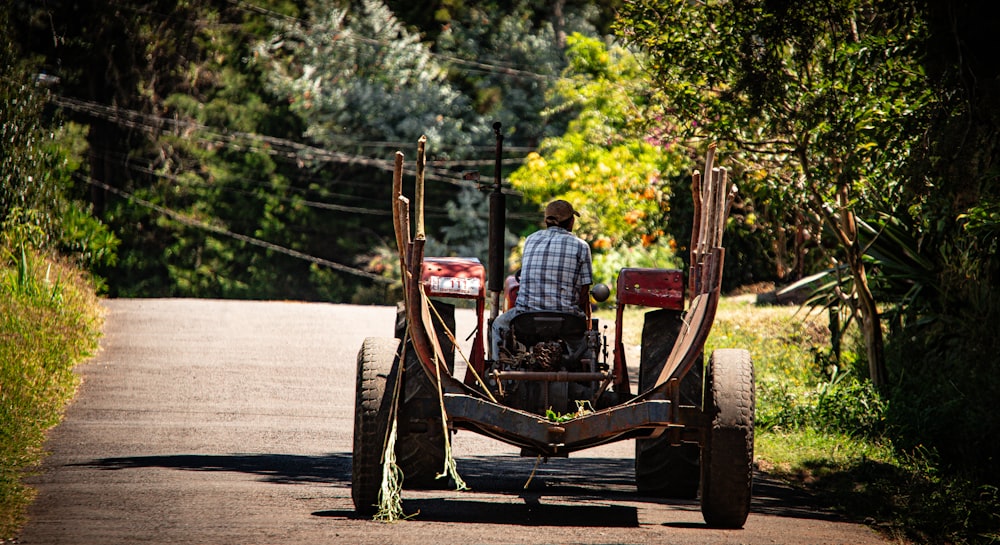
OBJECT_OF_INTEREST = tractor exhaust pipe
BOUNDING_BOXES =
[487,122,506,320]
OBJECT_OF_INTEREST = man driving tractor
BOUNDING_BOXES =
[490,199,593,360]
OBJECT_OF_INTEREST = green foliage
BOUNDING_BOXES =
[705,297,885,439]
[959,202,1000,257]
[259,0,486,156]
[703,296,1000,544]
[433,185,518,265]
[509,34,687,261]
[58,203,120,271]
[434,1,599,147]
[779,451,1000,545]
[616,0,1000,501]
[758,369,886,438]
[707,298,992,543]
[1,16,118,282]
[884,275,1000,486]
[1,26,59,239]
[797,203,1000,489]
[617,0,933,283]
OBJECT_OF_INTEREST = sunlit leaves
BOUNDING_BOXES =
[618,0,932,266]
[508,34,685,248]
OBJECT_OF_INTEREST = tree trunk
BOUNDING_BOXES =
[805,165,889,388]
[838,186,888,388]
[553,0,566,49]
[848,237,888,388]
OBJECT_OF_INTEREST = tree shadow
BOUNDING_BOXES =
[74,452,354,485]
[78,452,849,524]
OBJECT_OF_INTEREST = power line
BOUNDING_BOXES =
[77,173,395,285]
[50,94,524,196]
[85,143,536,222]
[124,162,395,217]
[119,157,529,220]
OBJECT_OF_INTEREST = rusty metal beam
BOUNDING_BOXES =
[443,393,676,454]
[492,371,610,382]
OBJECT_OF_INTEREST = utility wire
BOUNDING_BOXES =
[51,94,523,196]
[124,162,394,217]
[121,160,536,220]
[77,173,395,284]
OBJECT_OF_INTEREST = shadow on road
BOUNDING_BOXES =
[403,497,640,527]
[75,452,354,485]
[79,451,844,524]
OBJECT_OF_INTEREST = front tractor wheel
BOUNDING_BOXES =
[352,337,401,516]
[700,348,755,529]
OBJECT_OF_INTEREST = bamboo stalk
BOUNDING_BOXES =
[689,169,703,296]
[698,144,717,262]
[392,151,406,260]
[415,135,427,240]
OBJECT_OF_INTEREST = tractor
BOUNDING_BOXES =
[352,125,754,528]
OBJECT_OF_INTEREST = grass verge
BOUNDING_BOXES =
[0,245,103,539]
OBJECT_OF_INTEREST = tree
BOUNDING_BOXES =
[508,34,687,284]
[617,0,933,387]
[434,1,590,148]
[1,21,59,237]
[258,0,487,158]
[2,7,117,274]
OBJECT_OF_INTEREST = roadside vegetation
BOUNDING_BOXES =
[610,296,1000,544]
[0,242,103,537]
[1,19,107,538]
[707,298,1000,544]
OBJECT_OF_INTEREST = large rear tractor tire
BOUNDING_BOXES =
[700,348,755,528]
[352,337,401,516]
[395,346,449,489]
[395,300,455,373]
[635,309,702,499]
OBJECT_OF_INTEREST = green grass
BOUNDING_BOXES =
[0,245,103,539]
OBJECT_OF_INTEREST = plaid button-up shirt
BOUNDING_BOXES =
[515,226,593,316]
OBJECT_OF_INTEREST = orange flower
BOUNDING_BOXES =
[593,238,612,250]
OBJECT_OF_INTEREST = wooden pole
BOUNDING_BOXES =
[689,170,702,297]
[415,135,427,240]
[392,151,406,260]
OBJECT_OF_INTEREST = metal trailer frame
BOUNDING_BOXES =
[356,128,753,528]
[396,143,733,456]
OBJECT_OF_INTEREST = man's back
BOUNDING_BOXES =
[516,226,592,315]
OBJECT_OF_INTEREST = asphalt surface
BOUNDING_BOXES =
[20,298,894,544]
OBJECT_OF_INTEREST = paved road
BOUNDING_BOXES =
[21,299,891,544]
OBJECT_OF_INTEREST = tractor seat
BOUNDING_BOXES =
[510,311,587,347]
